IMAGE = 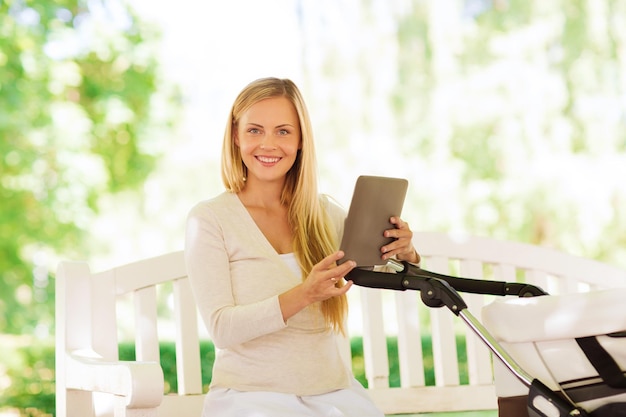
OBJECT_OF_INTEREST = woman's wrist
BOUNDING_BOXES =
[398,249,421,265]
[278,283,312,322]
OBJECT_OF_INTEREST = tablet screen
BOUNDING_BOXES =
[339,176,408,267]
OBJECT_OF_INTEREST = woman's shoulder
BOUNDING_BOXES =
[319,194,347,219]
[319,194,347,243]
[188,192,239,220]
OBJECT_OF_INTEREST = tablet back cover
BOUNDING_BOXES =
[339,176,408,267]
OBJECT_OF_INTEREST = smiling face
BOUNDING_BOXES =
[234,96,301,187]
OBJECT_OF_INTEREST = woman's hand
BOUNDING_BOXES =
[380,217,421,264]
[300,250,355,303]
[278,251,354,321]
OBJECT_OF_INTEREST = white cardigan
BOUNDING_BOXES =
[184,192,351,396]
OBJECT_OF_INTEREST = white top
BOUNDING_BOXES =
[185,192,351,396]
[279,253,300,276]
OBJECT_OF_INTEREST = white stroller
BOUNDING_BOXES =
[348,262,626,417]
[483,286,626,416]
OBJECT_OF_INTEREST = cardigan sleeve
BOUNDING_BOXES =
[184,200,287,349]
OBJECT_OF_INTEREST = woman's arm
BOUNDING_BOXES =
[184,205,287,349]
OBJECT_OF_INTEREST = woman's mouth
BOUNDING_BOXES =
[256,156,281,165]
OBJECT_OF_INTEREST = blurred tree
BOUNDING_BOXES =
[0,0,174,336]
[393,0,626,266]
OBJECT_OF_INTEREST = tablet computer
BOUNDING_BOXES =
[339,175,409,267]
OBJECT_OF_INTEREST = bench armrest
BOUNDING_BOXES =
[65,350,164,408]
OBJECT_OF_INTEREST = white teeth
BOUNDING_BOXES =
[257,156,280,163]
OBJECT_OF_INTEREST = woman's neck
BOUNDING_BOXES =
[237,178,285,209]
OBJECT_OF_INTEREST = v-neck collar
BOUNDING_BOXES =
[229,192,293,257]
[227,192,300,278]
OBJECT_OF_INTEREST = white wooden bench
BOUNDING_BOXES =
[55,231,626,417]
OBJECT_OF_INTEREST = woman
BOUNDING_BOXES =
[185,77,420,416]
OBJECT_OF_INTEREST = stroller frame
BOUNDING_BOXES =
[349,260,590,417]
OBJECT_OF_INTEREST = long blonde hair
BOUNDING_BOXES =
[221,77,348,333]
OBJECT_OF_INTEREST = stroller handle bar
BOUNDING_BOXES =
[347,261,547,299]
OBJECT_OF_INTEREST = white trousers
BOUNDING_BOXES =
[202,378,384,417]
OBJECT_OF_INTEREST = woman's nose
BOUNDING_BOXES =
[260,136,277,150]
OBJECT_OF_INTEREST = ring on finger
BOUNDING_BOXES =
[330,277,338,283]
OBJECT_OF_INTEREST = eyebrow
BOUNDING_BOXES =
[245,122,296,129]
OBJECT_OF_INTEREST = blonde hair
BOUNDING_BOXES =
[221,77,348,333]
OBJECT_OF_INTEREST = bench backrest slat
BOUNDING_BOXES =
[173,278,202,395]
[360,287,391,388]
[426,255,461,387]
[395,290,425,387]
[134,286,159,363]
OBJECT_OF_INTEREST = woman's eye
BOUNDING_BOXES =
[248,128,261,134]
[278,129,289,136]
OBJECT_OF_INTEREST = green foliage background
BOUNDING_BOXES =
[0,0,171,337]
[1,0,176,414]
[389,0,626,262]
[2,0,626,415]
